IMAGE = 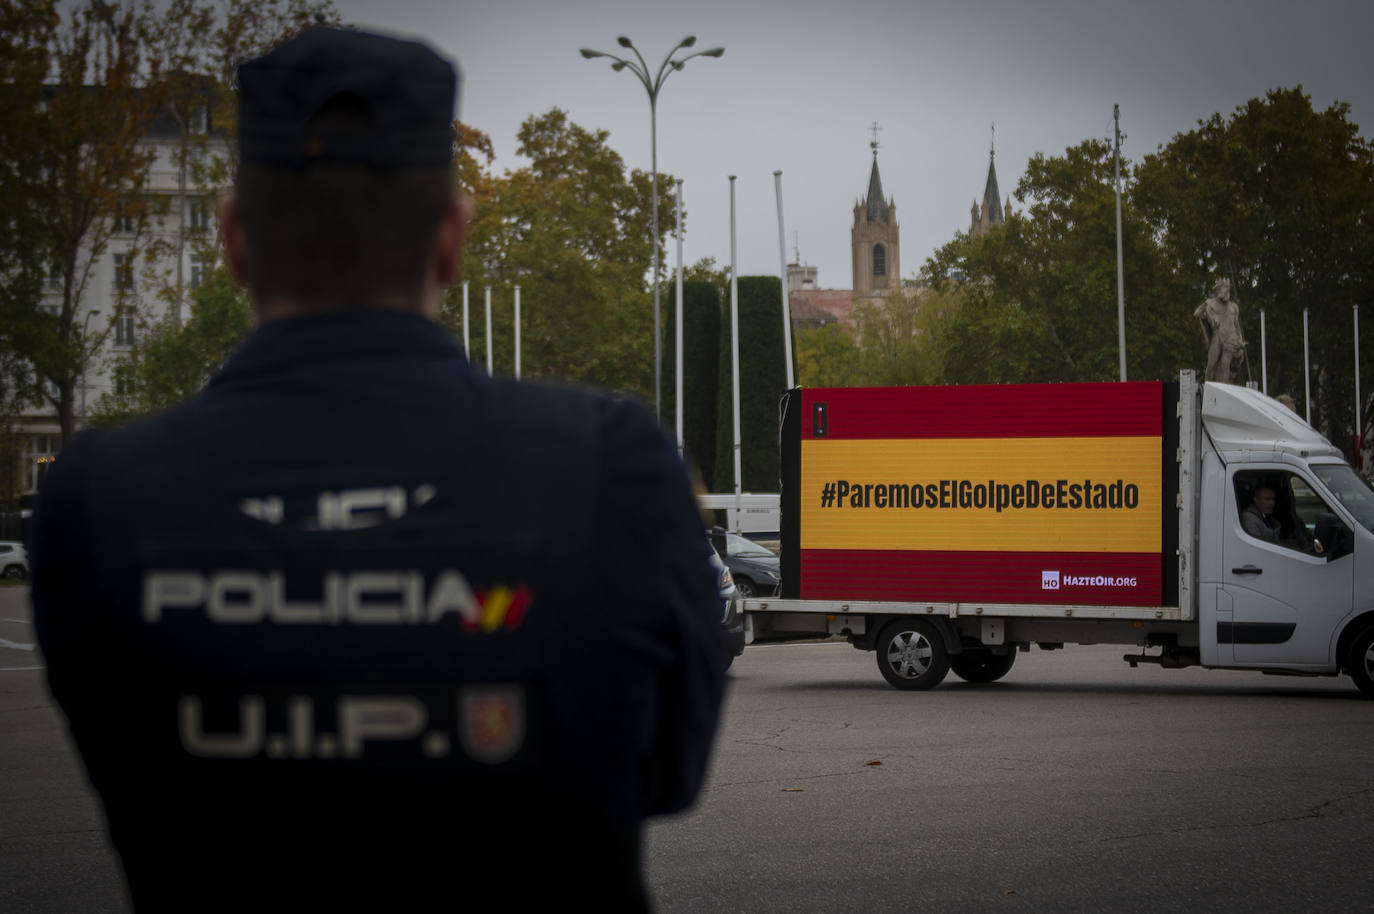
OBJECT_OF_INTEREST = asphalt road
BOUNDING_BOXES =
[646,638,1374,913]
[4,586,1371,912]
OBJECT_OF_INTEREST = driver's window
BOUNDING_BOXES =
[1289,477,1324,539]
[1234,470,1350,558]
[1290,475,1354,558]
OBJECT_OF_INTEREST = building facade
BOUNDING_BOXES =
[17,100,226,497]
[792,138,1001,331]
[850,146,900,300]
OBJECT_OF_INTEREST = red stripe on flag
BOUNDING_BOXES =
[799,549,1162,606]
[505,587,531,629]
[802,382,1162,440]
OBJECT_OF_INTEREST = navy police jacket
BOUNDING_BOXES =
[31,311,726,911]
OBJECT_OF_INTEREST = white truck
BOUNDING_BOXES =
[743,372,1374,694]
[697,492,781,538]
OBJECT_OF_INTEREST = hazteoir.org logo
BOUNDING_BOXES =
[1042,570,1139,590]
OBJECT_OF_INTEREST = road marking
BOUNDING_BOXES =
[0,637,35,651]
[2,617,31,624]
[1,665,44,671]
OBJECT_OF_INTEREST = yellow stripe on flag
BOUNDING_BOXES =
[480,586,512,632]
[800,436,1162,553]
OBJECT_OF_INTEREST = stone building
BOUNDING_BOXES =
[787,138,1010,335]
[850,145,899,300]
[787,142,905,330]
[786,262,817,292]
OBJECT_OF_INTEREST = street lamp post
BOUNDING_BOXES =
[580,36,724,421]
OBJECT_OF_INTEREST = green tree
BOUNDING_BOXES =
[437,120,496,354]
[1134,87,1374,450]
[924,218,1064,384]
[851,291,926,386]
[445,108,677,399]
[714,276,788,493]
[2,0,164,445]
[0,349,40,505]
[660,279,721,486]
[679,257,730,314]
[0,2,57,411]
[794,322,863,387]
[93,0,339,420]
[91,265,252,426]
[0,0,339,447]
[902,283,966,386]
[922,139,1193,385]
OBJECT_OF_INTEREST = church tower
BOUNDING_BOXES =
[852,133,899,299]
[970,135,1008,237]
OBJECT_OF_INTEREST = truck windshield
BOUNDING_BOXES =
[1312,464,1374,533]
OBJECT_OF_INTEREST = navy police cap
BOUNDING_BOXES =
[237,28,457,170]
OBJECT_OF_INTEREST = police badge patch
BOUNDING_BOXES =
[460,686,525,764]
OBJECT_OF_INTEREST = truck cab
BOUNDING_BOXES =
[1196,383,1374,677]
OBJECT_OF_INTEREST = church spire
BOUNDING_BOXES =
[866,156,890,224]
[982,126,1002,224]
[864,123,889,224]
[971,124,1005,236]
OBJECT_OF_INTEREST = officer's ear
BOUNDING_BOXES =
[433,195,474,285]
[218,194,249,288]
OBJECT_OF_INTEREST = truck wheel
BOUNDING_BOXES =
[950,649,1017,684]
[876,620,949,691]
[1347,626,1374,697]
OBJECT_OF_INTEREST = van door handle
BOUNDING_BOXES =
[1231,565,1263,575]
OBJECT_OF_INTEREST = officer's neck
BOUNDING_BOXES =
[253,295,439,325]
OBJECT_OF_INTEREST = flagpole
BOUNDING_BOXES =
[462,280,470,358]
[675,178,685,452]
[1113,104,1127,382]
[485,285,493,375]
[774,170,795,389]
[514,285,521,380]
[729,175,742,533]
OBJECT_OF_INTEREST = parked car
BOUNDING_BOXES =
[708,527,780,598]
[708,537,746,665]
[0,541,29,580]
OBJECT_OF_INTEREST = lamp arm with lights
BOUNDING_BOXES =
[580,36,723,421]
[580,48,651,95]
[649,36,694,95]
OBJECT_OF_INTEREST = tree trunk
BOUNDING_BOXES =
[57,380,75,448]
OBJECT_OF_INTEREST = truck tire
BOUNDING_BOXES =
[876,619,949,691]
[1347,626,1374,697]
[949,649,1017,684]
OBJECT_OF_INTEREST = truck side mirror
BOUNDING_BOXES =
[1315,512,1352,560]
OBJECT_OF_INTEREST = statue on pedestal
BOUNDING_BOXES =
[1195,278,1246,383]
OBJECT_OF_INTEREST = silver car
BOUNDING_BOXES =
[708,538,745,665]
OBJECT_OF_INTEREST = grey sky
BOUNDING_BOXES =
[336,0,1373,291]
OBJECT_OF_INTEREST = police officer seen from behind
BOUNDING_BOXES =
[30,29,726,912]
